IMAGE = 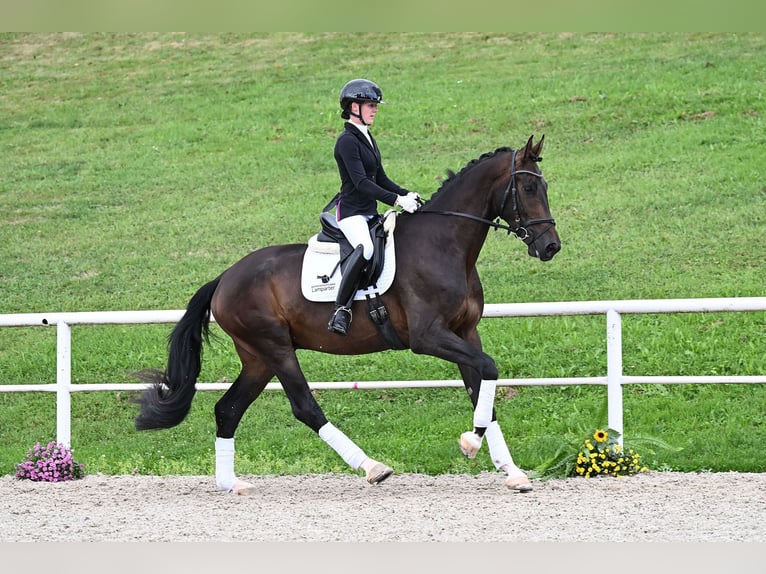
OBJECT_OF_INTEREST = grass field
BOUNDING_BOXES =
[1,33,764,477]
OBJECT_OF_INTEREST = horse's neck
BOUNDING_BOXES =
[408,152,509,266]
[421,188,496,266]
[434,155,505,218]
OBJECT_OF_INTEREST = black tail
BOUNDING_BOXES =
[134,276,221,430]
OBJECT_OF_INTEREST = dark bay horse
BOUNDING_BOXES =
[135,135,561,493]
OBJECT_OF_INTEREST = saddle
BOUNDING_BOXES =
[301,210,405,349]
[303,210,397,299]
[310,212,390,287]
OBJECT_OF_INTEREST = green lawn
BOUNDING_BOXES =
[1,33,764,477]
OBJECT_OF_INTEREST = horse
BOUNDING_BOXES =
[134,135,561,494]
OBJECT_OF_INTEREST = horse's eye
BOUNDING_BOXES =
[524,183,536,194]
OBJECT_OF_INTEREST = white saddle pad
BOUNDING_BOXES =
[301,211,397,302]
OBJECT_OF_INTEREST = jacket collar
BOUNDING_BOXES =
[345,121,375,151]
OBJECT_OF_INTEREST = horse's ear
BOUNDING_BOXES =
[524,135,535,154]
[523,134,544,162]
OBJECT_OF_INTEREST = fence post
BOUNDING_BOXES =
[56,321,72,447]
[606,309,624,445]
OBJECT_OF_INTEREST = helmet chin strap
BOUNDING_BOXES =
[349,103,368,126]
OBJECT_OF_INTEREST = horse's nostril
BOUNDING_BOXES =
[545,243,560,256]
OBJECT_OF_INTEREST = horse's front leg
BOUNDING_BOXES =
[411,313,532,492]
[407,323,501,446]
[458,362,532,492]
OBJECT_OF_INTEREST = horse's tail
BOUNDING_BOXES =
[134,276,221,431]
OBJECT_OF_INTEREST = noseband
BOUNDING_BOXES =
[421,150,556,244]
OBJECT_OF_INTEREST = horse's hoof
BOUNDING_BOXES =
[366,462,394,485]
[232,479,257,496]
[505,475,533,492]
[459,431,482,459]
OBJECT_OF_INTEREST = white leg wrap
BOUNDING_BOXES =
[215,437,236,492]
[319,422,367,470]
[485,421,523,476]
[473,379,497,429]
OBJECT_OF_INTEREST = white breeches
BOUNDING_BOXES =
[337,214,374,260]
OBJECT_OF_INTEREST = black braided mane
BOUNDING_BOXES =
[423,147,513,207]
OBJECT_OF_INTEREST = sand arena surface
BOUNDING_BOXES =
[2,471,765,542]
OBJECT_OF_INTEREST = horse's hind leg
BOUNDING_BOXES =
[457,363,532,492]
[270,349,393,485]
[213,346,273,495]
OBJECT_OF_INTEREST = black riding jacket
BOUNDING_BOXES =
[333,122,409,220]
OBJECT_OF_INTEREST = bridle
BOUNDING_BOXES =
[499,149,556,242]
[418,150,556,244]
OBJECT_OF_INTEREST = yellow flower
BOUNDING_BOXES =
[593,430,608,443]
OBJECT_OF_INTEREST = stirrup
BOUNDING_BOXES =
[328,306,352,335]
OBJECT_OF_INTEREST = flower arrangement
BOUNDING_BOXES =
[15,441,85,482]
[532,426,663,480]
[575,428,648,478]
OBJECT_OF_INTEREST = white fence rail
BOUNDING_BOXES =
[1,297,765,448]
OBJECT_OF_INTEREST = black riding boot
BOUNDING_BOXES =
[328,245,368,335]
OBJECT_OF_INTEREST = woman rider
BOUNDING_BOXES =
[327,78,421,335]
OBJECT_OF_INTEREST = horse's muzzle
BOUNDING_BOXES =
[528,233,561,261]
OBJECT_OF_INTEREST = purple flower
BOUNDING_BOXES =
[15,441,85,482]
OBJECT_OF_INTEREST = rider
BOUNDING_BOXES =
[327,78,421,335]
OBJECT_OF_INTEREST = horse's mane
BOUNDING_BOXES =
[423,147,513,207]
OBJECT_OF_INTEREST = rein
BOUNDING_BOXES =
[418,150,555,243]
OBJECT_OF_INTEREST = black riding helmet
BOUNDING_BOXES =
[339,79,386,122]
